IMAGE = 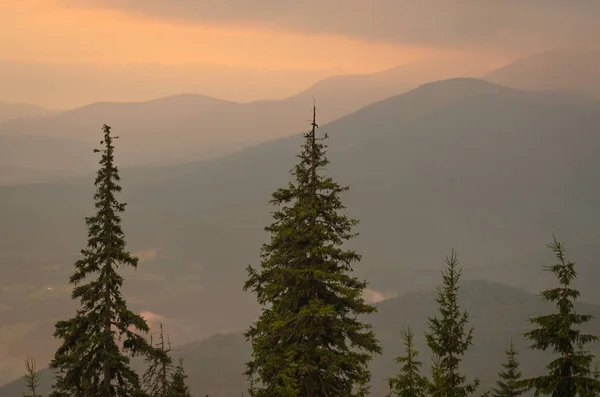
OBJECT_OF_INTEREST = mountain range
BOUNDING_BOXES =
[1,74,600,384]
[2,49,598,184]
[0,53,494,182]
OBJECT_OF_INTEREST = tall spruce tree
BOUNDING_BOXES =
[425,250,479,397]
[387,326,427,397]
[522,236,600,397]
[49,125,158,397]
[143,323,174,397]
[167,358,192,397]
[491,341,526,397]
[243,105,381,397]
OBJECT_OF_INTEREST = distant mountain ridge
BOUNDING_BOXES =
[0,54,497,184]
[0,101,58,123]
[485,48,600,97]
[1,48,599,186]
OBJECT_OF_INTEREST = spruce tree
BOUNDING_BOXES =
[428,355,446,397]
[388,326,427,397]
[167,358,192,397]
[49,124,158,397]
[23,356,41,397]
[522,235,600,397]
[425,250,479,397]
[491,341,526,397]
[143,323,174,397]
[243,105,381,397]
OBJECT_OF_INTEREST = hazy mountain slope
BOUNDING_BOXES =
[0,166,82,186]
[0,102,58,123]
[2,79,600,383]
[0,135,95,185]
[485,48,600,97]
[286,52,499,122]
[2,281,599,396]
[0,94,238,168]
[0,134,94,171]
[0,55,496,178]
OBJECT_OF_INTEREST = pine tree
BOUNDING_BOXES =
[143,323,174,397]
[522,235,600,397]
[167,358,192,397]
[388,326,428,397]
[491,341,526,397]
[23,356,41,397]
[243,105,381,397]
[49,124,159,397]
[425,250,479,397]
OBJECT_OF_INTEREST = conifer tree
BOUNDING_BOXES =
[23,356,41,397]
[388,326,427,397]
[49,124,159,397]
[522,236,600,397]
[491,341,526,397]
[428,355,446,397]
[425,250,479,397]
[386,378,395,397]
[581,362,600,397]
[243,105,381,397]
[143,323,174,397]
[167,358,192,397]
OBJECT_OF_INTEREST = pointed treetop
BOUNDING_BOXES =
[523,235,600,397]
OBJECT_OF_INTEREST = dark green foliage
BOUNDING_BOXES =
[387,326,427,397]
[23,357,41,397]
[243,106,381,397]
[491,342,526,397]
[167,359,191,397]
[523,236,600,397]
[428,355,446,397]
[581,362,600,397]
[143,323,174,397]
[425,250,479,397]
[49,125,157,397]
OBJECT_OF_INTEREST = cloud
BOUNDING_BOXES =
[60,0,600,50]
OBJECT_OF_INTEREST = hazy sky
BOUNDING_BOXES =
[1,1,598,108]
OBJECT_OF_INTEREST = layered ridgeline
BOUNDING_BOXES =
[2,78,600,383]
[2,281,599,396]
[0,101,57,123]
[2,48,600,185]
[485,49,600,98]
[0,53,486,182]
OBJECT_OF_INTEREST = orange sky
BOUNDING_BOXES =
[0,0,431,73]
[0,0,518,108]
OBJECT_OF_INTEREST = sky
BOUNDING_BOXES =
[1,1,598,108]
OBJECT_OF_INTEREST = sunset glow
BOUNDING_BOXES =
[1,0,429,73]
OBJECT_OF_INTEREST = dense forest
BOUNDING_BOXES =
[11,100,600,397]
